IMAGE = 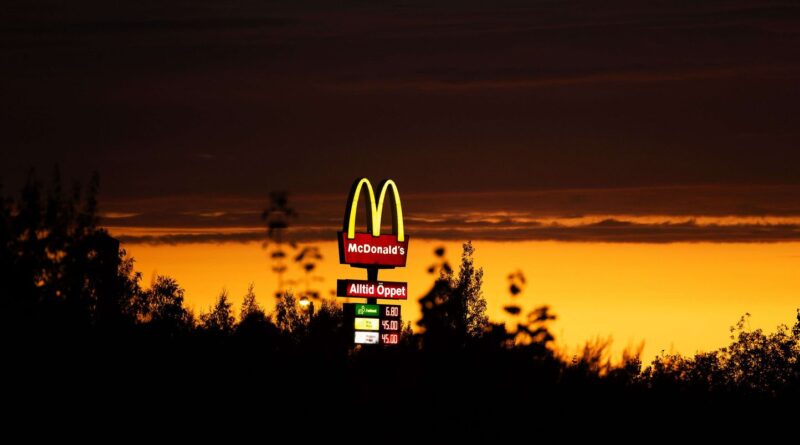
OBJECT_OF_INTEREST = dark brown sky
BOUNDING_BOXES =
[2,1,800,242]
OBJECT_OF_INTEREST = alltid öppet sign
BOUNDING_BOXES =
[337,178,408,345]
[337,279,408,300]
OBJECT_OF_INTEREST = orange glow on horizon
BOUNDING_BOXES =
[121,239,800,363]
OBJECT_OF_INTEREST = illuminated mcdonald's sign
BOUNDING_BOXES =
[338,178,408,347]
[338,178,410,268]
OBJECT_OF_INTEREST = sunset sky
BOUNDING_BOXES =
[2,1,799,361]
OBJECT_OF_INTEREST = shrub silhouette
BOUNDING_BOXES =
[418,241,489,349]
[200,289,236,335]
[643,311,800,398]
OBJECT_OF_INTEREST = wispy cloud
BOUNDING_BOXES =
[101,212,140,219]
[105,185,800,244]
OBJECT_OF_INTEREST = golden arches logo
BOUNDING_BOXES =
[343,178,405,242]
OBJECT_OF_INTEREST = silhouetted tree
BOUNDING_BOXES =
[418,271,454,349]
[454,241,488,338]
[400,321,416,347]
[514,306,556,347]
[418,242,488,349]
[135,275,194,336]
[239,283,261,320]
[0,168,140,336]
[200,289,235,335]
[262,191,297,298]
[643,311,800,397]
[305,299,347,353]
[235,283,278,344]
[495,268,557,356]
[274,291,303,334]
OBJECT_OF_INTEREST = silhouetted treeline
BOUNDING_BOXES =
[1,171,798,437]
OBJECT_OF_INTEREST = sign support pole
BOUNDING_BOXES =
[366,266,378,305]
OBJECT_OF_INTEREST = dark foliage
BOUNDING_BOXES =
[1,171,798,438]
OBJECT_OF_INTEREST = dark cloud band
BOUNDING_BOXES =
[104,185,800,244]
[113,219,800,245]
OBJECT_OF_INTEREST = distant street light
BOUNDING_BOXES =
[299,296,314,319]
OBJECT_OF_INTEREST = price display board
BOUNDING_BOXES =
[344,303,402,346]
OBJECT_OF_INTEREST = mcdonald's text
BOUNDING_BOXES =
[338,232,409,268]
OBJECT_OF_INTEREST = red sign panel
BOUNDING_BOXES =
[338,232,409,268]
[337,279,408,300]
